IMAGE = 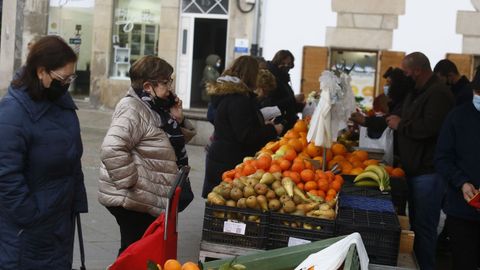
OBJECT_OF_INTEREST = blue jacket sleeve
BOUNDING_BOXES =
[434,112,469,189]
[0,101,42,227]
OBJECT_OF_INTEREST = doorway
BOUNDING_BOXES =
[190,18,227,108]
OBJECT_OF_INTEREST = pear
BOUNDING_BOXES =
[272,172,283,181]
[236,198,247,208]
[265,189,277,200]
[282,200,296,213]
[226,200,236,207]
[279,194,292,204]
[256,195,268,211]
[274,186,286,197]
[259,172,275,185]
[246,196,258,209]
[243,186,256,198]
[246,177,259,187]
[281,177,295,197]
[271,180,282,190]
[232,178,246,190]
[268,199,281,211]
[230,187,244,201]
[252,169,265,180]
[254,183,268,195]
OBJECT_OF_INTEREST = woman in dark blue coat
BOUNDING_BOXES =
[0,36,88,269]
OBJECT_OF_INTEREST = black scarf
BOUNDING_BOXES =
[133,88,188,167]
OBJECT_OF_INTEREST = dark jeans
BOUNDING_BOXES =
[107,206,156,256]
[407,173,444,270]
[446,215,480,270]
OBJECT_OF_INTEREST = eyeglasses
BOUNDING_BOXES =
[50,70,77,85]
[151,78,174,87]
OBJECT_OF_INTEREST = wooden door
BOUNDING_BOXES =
[376,50,405,96]
[446,53,474,80]
[301,46,329,96]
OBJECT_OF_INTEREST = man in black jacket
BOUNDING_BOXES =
[433,59,473,106]
[386,52,454,270]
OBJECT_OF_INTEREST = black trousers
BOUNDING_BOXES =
[445,215,480,270]
[107,206,156,256]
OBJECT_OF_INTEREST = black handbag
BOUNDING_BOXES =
[178,177,194,212]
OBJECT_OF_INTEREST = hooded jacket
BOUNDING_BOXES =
[98,88,196,217]
[0,84,88,269]
[202,76,278,196]
[201,54,221,102]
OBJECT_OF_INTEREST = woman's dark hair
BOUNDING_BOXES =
[385,67,414,102]
[271,50,295,67]
[12,35,77,100]
[223,55,259,89]
[129,55,174,89]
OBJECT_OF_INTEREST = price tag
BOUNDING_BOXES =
[223,220,246,235]
[288,237,311,247]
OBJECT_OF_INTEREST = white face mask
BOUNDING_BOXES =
[383,85,390,96]
[473,94,480,111]
[216,62,221,68]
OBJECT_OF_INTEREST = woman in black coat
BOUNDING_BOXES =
[202,56,283,197]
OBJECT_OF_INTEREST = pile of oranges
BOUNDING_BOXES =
[220,119,406,201]
[160,259,199,270]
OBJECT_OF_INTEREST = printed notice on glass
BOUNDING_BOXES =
[223,220,246,235]
[288,237,311,247]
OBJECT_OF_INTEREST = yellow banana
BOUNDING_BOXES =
[354,179,380,187]
[364,165,386,182]
[354,171,381,184]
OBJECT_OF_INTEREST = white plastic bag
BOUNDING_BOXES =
[359,127,394,165]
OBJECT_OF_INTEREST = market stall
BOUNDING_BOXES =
[198,69,414,269]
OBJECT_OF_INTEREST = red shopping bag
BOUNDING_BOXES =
[109,166,189,270]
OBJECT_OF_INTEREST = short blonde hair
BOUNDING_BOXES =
[256,69,277,93]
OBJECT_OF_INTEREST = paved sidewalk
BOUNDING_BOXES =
[72,101,208,269]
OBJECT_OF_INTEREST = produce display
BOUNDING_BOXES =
[148,259,200,270]
[353,164,391,192]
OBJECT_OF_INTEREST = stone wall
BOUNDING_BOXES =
[456,8,480,54]
[326,0,405,50]
[0,0,48,93]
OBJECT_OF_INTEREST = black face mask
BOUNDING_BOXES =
[45,79,69,101]
[151,91,176,110]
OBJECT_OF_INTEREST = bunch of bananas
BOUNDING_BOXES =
[353,165,391,192]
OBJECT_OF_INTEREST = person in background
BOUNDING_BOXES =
[386,52,454,270]
[99,55,196,255]
[0,36,88,269]
[202,56,283,197]
[266,50,305,133]
[433,59,473,106]
[201,54,221,103]
[255,68,277,108]
[27,35,42,51]
[434,66,480,270]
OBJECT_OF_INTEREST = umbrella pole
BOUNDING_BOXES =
[322,146,327,171]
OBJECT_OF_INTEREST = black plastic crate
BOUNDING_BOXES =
[336,207,401,266]
[267,212,335,249]
[342,175,408,215]
[202,203,268,249]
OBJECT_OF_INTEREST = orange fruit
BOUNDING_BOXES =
[265,141,280,152]
[391,167,406,177]
[164,259,182,270]
[300,169,315,182]
[363,159,380,166]
[283,149,297,161]
[316,190,326,198]
[296,182,304,191]
[327,189,337,197]
[331,143,347,156]
[325,194,335,202]
[350,167,364,175]
[269,164,282,173]
[339,161,353,174]
[242,164,256,176]
[288,138,304,152]
[256,155,272,170]
[330,180,342,192]
[289,171,301,183]
[317,179,329,192]
[313,156,324,168]
[325,171,335,182]
[279,159,292,171]
[278,137,289,146]
[334,174,344,185]
[291,161,305,173]
[384,165,394,175]
[304,181,318,191]
[352,150,369,161]
[293,120,308,133]
[306,143,322,158]
[284,130,300,139]
[332,155,345,162]
[299,137,308,148]
[182,262,200,270]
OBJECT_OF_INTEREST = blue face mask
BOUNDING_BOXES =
[473,94,480,111]
[383,85,390,96]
